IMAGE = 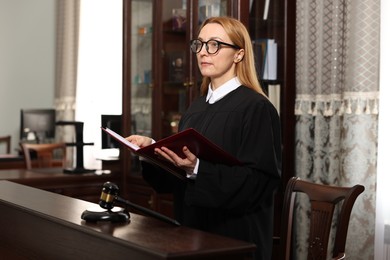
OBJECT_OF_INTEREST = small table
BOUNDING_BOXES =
[0,154,25,169]
[0,154,64,169]
[0,168,120,203]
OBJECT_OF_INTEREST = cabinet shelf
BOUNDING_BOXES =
[163,29,186,35]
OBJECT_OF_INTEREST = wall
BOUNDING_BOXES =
[75,0,122,169]
[0,0,56,152]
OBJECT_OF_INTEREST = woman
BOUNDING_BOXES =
[127,16,281,260]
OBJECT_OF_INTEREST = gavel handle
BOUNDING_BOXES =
[116,196,180,226]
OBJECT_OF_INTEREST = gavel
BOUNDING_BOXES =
[82,182,180,226]
[98,182,126,210]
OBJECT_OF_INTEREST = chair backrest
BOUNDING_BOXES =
[279,177,364,260]
[0,135,11,154]
[20,142,67,169]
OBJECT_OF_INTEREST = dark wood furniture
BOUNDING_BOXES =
[248,1,297,254]
[0,181,256,259]
[0,155,63,169]
[126,174,174,218]
[249,0,296,186]
[0,155,24,169]
[19,142,67,169]
[0,168,120,203]
[275,177,364,260]
[0,135,11,154]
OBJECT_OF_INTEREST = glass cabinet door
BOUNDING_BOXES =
[128,0,153,174]
[157,0,188,139]
[198,0,229,24]
[131,0,153,137]
[157,0,230,139]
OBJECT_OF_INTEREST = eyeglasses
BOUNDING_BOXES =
[190,39,240,54]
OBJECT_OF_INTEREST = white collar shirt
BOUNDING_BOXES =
[206,77,241,104]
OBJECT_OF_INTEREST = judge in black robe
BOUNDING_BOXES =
[129,17,282,260]
[141,84,281,260]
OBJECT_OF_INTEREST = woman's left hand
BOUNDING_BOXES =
[154,146,197,173]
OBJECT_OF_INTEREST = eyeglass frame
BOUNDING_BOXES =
[189,39,241,54]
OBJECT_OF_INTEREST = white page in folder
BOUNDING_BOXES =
[103,128,140,151]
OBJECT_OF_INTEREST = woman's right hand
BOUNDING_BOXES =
[125,135,153,148]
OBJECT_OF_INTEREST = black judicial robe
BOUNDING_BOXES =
[141,86,282,260]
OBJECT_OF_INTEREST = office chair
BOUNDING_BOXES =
[20,142,67,169]
[277,176,364,260]
[0,135,11,154]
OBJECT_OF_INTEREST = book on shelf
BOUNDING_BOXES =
[253,39,277,80]
[101,127,242,180]
[262,39,277,80]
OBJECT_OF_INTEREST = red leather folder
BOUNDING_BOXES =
[101,127,242,180]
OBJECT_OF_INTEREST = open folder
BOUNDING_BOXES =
[101,127,242,180]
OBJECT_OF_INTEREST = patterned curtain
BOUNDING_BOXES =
[295,0,379,259]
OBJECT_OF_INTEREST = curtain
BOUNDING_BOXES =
[295,0,380,259]
[54,0,80,167]
[55,0,80,141]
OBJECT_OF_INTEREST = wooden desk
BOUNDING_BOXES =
[0,181,256,259]
[0,154,25,169]
[0,168,120,203]
[0,154,63,169]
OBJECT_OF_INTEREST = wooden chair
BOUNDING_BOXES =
[277,177,364,260]
[0,135,11,154]
[20,142,67,169]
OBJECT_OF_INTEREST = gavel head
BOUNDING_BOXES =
[99,182,119,210]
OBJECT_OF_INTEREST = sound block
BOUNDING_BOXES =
[81,206,130,223]
[64,168,96,174]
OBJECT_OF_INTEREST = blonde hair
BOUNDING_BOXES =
[198,16,265,96]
